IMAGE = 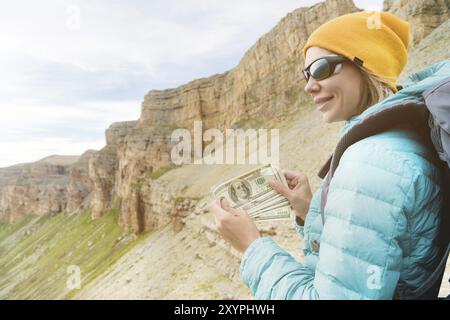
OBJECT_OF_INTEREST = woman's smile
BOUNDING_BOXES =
[315,96,334,111]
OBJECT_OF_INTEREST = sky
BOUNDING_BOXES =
[0,0,383,168]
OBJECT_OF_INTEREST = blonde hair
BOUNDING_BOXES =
[357,66,395,114]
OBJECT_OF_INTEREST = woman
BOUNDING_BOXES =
[209,11,447,299]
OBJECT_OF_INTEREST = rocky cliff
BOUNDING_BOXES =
[0,155,79,223]
[83,0,361,233]
[383,0,450,45]
[1,0,449,234]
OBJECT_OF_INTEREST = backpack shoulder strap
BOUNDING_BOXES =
[318,100,430,224]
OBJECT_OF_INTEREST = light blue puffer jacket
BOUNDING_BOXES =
[240,60,450,300]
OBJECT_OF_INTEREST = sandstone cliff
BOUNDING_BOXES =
[0,155,79,223]
[102,0,360,233]
[383,0,450,45]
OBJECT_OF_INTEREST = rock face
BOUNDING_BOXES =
[384,0,450,46]
[66,151,96,213]
[0,156,79,223]
[139,0,359,132]
[89,121,137,219]
[112,0,360,233]
[400,18,450,81]
[1,0,448,232]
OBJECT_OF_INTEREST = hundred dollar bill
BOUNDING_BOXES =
[247,197,290,216]
[250,207,291,221]
[211,164,291,221]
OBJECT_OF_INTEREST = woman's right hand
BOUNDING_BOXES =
[269,170,313,224]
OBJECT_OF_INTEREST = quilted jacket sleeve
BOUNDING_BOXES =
[239,140,441,299]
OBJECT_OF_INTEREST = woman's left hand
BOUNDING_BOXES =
[208,198,261,253]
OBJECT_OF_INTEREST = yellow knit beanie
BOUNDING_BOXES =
[302,11,410,93]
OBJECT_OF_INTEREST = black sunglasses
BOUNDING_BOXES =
[302,55,351,82]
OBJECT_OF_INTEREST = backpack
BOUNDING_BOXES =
[317,76,450,300]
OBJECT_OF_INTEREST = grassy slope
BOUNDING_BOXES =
[73,214,254,300]
[0,209,151,299]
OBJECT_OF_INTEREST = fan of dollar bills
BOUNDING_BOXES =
[210,164,292,221]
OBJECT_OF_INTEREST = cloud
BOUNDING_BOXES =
[0,0,384,168]
[0,99,140,167]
